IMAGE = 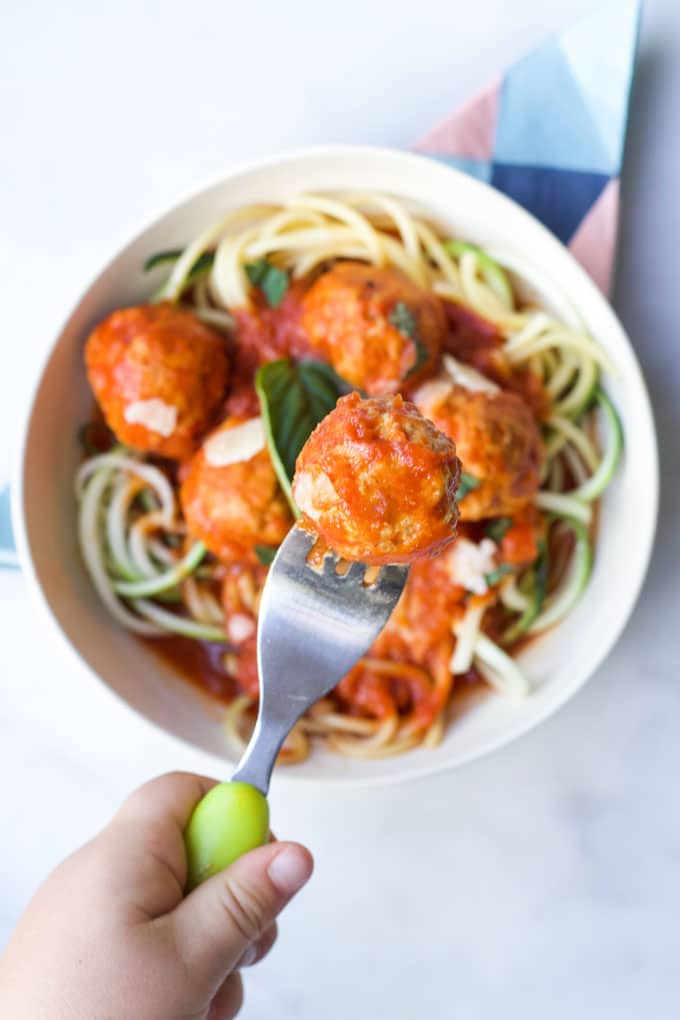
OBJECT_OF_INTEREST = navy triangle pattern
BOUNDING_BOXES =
[490,163,610,245]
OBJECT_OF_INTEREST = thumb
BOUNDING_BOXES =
[171,841,313,992]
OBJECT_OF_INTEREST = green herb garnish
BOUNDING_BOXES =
[485,564,514,587]
[245,258,289,308]
[485,517,513,543]
[255,358,343,513]
[389,301,429,376]
[409,336,429,376]
[255,545,278,566]
[389,300,416,338]
[458,472,481,501]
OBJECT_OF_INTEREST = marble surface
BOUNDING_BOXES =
[2,1,680,1016]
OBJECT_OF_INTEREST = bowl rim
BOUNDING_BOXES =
[11,143,660,787]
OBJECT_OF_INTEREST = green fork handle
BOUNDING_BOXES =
[184,781,270,891]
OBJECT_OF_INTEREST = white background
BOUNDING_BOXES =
[2,1,680,1017]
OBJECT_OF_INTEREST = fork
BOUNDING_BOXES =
[184,522,409,887]
[233,523,409,793]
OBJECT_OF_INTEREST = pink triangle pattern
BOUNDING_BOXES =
[413,78,502,161]
[567,177,620,295]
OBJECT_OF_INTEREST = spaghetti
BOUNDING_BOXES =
[76,191,622,762]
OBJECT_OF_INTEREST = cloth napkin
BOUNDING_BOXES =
[413,0,641,295]
[0,0,642,570]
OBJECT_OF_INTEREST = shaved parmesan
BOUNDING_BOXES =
[293,469,338,520]
[411,377,453,418]
[124,398,177,437]
[445,538,497,595]
[227,613,256,644]
[442,354,499,394]
[204,417,265,467]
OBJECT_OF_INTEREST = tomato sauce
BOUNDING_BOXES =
[444,299,502,356]
[225,283,312,417]
[143,635,240,702]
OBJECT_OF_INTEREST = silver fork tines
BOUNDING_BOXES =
[231,524,409,793]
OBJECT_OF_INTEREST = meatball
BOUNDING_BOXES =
[301,262,446,395]
[85,303,229,460]
[415,382,543,520]
[180,415,293,562]
[292,392,461,565]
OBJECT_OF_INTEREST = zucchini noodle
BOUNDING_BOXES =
[450,601,486,675]
[529,519,592,634]
[473,634,529,698]
[77,190,623,764]
[500,576,530,614]
[76,453,227,643]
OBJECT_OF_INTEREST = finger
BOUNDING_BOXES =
[103,772,219,907]
[235,922,278,969]
[113,771,218,836]
[208,972,244,1020]
[172,841,313,993]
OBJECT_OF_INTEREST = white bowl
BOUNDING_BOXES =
[13,146,658,785]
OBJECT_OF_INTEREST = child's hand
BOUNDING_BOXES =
[0,772,313,1019]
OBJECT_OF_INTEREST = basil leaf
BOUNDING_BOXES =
[244,259,268,286]
[458,472,481,501]
[245,258,289,308]
[391,299,428,381]
[389,300,416,338]
[144,248,215,285]
[408,336,430,377]
[389,300,428,377]
[485,564,513,587]
[255,358,343,512]
[255,544,278,566]
[261,269,288,308]
[485,517,512,543]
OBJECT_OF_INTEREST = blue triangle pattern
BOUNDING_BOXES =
[490,163,610,245]
[493,39,613,175]
[0,484,18,568]
[559,0,641,173]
